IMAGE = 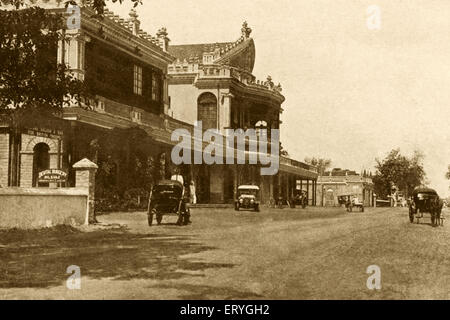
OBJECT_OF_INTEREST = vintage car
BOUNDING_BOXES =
[338,194,364,212]
[147,180,190,226]
[235,185,260,212]
[409,187,443,226]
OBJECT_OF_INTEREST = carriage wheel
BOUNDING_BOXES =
[176,214,183,226]
[156,214,163,225]
[183,208,191,225]
[148,208,156,226]
[431,211,436,226]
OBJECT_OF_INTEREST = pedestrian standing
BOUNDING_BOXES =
[189,180,197,204]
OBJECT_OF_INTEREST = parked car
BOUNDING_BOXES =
[235,185,260,212]
[409,187,443,226]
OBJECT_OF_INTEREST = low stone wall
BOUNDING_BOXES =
[0,188,88,229]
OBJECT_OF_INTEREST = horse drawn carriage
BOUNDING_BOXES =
[147,180,190,226]
[409,187,444,226]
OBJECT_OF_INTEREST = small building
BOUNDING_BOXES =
[316,169,374,207]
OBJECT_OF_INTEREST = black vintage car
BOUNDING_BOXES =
[147,180,190,226]
[409,187,443,226]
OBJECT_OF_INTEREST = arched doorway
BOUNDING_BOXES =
[197,92,217,130]
[32,143,50,187]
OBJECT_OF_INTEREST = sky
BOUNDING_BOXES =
[109,0,450,196]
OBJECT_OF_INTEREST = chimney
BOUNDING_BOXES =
[157,27,170,52]
[129,8,140,36]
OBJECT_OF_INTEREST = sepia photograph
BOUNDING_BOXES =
[0,0,450,305]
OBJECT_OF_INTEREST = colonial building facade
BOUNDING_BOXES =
[167,22,318,205]
[1,2,318,206]
[1,2,178,195]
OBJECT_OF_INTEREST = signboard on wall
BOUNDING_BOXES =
[24,127,63,140]
[38,169,67,184]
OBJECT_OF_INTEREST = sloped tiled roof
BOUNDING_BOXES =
[169,42,233,62]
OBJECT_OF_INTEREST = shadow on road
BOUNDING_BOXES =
[0,226,233,289]
[150,283,263,300]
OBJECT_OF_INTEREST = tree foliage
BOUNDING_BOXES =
[372,149,426,198]
[1,0,142,14]
[304,157,332,175]
[0,7,89,128]
[446,165,450,180]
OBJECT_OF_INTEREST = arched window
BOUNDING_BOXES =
[255,120,268,137]
[32,143,50,187]
[197,92,217,130]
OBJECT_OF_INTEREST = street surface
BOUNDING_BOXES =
[1,206,450,299]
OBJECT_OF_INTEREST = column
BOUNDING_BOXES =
[306,179,310,205]
[73,158,98,224]
[59,29,90,81]
[220,92,233,135]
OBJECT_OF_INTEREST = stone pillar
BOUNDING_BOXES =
[0,133,9,187]
[73,158,98,225]
[232,165,238,201]
[220,92,233,135]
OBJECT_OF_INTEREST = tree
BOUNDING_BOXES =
[1,0,142,14]
[446,165,450,181]
[0,7,90,186]
[372,149,426,199]
[304,157,332,176]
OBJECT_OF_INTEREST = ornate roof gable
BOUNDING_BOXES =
[168,22,256,73]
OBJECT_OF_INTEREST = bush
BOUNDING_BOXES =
[95,188,149,213]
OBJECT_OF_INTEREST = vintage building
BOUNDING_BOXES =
[316,169,374,207]
[167,22,318,205]
[0,2,180,195]
[0,2,318,206]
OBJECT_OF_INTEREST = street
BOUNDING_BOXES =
[1,206,450,300]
